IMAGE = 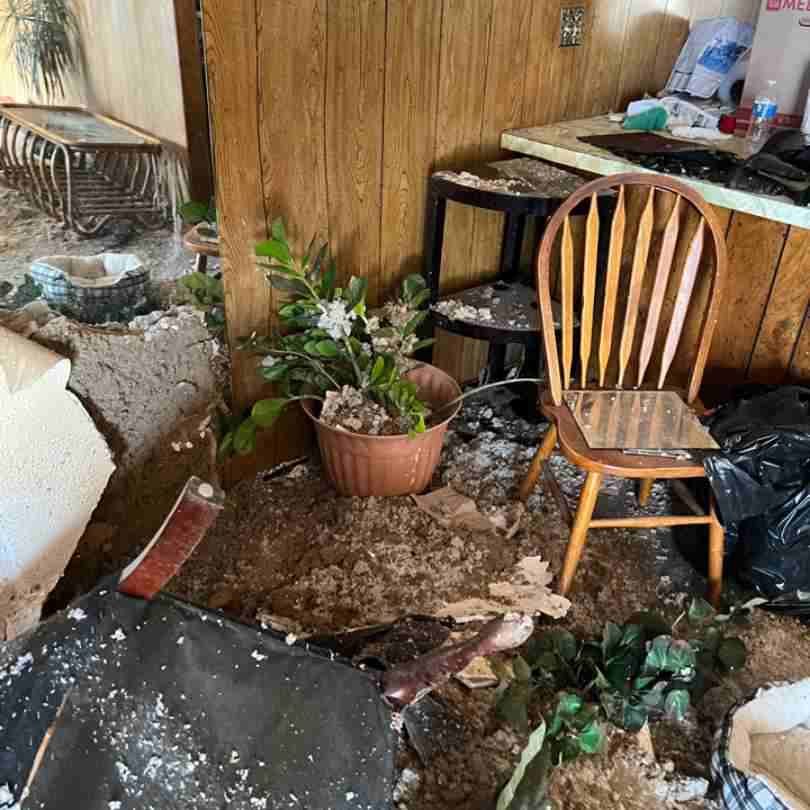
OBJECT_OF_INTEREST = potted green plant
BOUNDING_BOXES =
[222,219,535,497]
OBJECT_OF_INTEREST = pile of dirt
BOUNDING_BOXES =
[170,391,810,810]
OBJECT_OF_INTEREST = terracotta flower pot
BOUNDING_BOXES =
[301,363,462,497]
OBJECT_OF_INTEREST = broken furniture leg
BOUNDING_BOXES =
[382,612,534,706]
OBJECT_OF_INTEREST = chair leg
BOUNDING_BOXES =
[638,478,654,507]
[708,498,724,607]
[559,471,603,595]
[519,424,557,502]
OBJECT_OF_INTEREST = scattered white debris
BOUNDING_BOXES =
[250,799,267,809]
[177,635,185,645]
[67,607,87,621]
[108,803,122,810]
[155,694,167,717]
[390,712,404,734]
[655,776,709,803]
[0,784,15,808]
[284,633,297,647]
[171,441,183,452]
[345,791,356,801]
[144,756,162,779]
[110,628,126,642]
[4,653,33,678]
[433,299,493,323]
[251,650,268,662]
[392,768,421,803]
[230,750,240,764]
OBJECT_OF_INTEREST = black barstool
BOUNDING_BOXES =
[423,158,590,382]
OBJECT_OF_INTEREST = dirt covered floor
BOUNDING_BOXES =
[170,390,810,810]
[3,186,810,809]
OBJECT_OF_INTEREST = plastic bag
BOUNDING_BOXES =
[701,387,810,602]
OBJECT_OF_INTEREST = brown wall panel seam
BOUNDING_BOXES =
[744,225,790,379]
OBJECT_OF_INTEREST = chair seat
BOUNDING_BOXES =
[541,391,708,479]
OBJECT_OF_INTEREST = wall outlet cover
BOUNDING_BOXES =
[560,6,586,47]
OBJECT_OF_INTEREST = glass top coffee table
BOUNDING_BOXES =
[0,104,164,235]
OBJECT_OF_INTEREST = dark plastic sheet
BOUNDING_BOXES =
[0,581,394,809]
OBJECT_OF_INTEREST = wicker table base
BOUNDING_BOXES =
[0,105,165,236]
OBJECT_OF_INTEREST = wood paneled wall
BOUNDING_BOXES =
[204,0,762,473]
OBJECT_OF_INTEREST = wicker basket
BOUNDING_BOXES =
[30,254,150,323]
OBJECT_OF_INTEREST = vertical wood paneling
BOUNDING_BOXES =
[325,0,386,299]
[431,0,494,381]
[205,0,312,481]
[614,0,670,110]
[707,213,788,382]
[380,0,443,298]
[259,0,329,254]
[469,0,533,284]
[652,0,692,92]
[748,227,810,382]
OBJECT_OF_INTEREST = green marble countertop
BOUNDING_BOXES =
[501,115,810,230]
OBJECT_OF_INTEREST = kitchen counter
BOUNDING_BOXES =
[501,115,810,230]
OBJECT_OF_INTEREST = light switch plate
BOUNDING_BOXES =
[560,6,586,47]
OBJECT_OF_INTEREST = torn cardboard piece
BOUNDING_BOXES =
[412,486,524,538]
[438,556,571,622]
[0,326,114,639]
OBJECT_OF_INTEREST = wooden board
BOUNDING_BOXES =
[749,227,810,383]
[706,212,788,383]
[325,0,386,300]
[379,0,443,300]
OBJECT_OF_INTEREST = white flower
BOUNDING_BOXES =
[317,300,356,340]
[261,355,277,368]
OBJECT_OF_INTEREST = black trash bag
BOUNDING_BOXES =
[703,386,810,525]
[736,482,810,597]
[698,386,810,603]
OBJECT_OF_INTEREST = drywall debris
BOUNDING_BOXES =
[0,326,114,638]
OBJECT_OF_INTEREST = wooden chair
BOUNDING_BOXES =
[518,173,728,604]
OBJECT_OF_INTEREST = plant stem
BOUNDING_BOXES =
[343,337,365,388]
[433,378,544,416]
[265,349,343,390]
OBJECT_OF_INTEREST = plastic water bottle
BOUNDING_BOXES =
[746,80,778,152]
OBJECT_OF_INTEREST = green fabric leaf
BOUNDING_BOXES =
[688,597,715,625]
[642,636,672,674]
[717,637,746,671]
[626,611,671,640]
[496,720,547,810]
[666,640,696,672]
[557,692,583,717]
[496,682,531,733]
[233,419,258,455]
[602,622,623,659]
[513,655,533,683]
[622,702,648,732]
[256,238,292,264]
[251,398,288,428]
[664,689,690,721]
[577,721,604,754]
[270,217,286,242]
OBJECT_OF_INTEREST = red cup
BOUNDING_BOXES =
[719,114,737,134]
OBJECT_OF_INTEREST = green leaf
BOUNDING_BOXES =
[664,689,690,721]
[370,356,385,383]
[496,682,531,733]
[233,419,258,455]
[410,338,436,353]
[261,362,289,382]
[633,675,657,691]
[410,288,431,309]
[315,340,340,357]
[403,310,427,336]
[179,200,209,224]
[251,398,288,428]
[620,624,644,651]
[320,260,337,297]
[552,630,578,662]
[622,702,648,732]
[269,275,310,297]
[347,276,368,308]
[665,640,696,673]
[513,656,532,683]
[271,217,286,242]
[643,636,672,675]
[717,637,746,671]
[640,682,667,709]
[577,721,604,754]
[180,271,208,291]
[627,611,671,640]
[403,273,427,301]
[256,238,292,264]
[217,430,234,460]
[602,622,623,660]
[496,721,547,810]
[605,653,637,690]
[701,625,722,654]
[557,692,583,717]
[688,597,715,625]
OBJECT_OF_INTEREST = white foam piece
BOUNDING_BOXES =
[0,326,115,638]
